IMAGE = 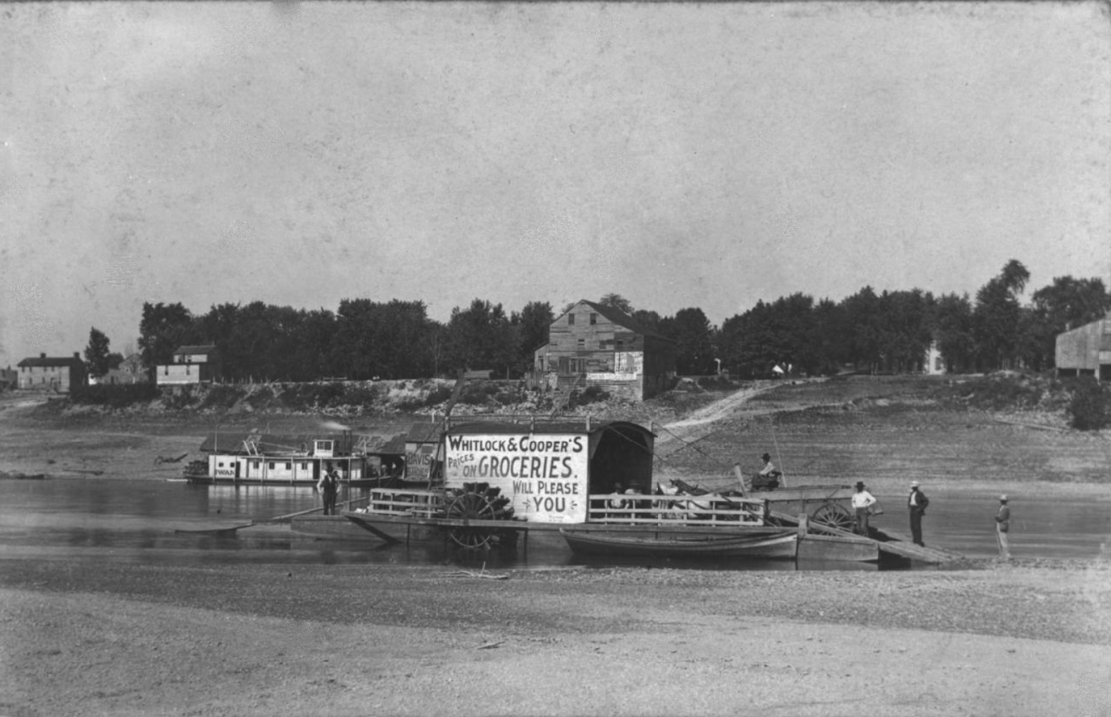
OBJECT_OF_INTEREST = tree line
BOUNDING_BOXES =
[81,260,1110,382]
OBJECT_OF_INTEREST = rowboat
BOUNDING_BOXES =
[559,528,799,560]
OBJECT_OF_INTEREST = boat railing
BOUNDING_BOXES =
[588,493,767,526]
[364,488,445,518]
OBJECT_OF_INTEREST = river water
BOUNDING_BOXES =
[1,478,1107,570]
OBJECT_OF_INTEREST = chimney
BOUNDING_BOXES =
[74,352,80,360]
[40,353,46,359]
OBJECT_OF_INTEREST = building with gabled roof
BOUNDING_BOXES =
[157,344,219,386]
[532,299,677,401]
[16,353,87,392]
[1056,314,1111,381]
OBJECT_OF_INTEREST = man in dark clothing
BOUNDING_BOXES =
[908,481,929,546]
[317,463,339,516]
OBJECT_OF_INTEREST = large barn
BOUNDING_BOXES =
[1055,313,1111,381]
[532,300,677,401]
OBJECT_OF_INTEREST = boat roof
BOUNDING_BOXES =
[199,433,352,455]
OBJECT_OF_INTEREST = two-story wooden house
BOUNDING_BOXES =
[156,344,219,386]
[16,353,88,392]
[533,300,677,401]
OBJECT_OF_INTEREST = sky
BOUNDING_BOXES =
[1,1,1109,367]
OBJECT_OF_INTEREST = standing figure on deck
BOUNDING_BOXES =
[851,481,877,536]
[994,494,1011,560]
[907,481,929,547]
[317,462,340,516]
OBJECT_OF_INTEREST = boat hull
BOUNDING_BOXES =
[797,533,880,562]
[559,528,799,560]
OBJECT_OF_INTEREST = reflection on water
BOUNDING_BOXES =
[0,479,1107,568]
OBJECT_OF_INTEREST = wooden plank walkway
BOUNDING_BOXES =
[769,509,962,564]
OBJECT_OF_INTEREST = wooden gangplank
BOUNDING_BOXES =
[769,509,961,564]
[870,527,963,564]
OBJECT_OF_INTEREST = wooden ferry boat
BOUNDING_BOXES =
[340,415,875,562]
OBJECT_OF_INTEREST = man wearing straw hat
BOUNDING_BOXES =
[994,495,1012,560]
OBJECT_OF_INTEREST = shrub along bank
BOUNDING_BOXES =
[58,378,618,416]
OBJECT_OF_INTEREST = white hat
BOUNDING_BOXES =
[910,481,919,488]
[999,494,1008,502]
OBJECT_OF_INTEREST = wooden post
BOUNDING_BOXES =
[797,513,809,538]
[732,463,747,496]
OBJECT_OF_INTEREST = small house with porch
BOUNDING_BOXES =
[532,300,677,401]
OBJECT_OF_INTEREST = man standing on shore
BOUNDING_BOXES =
[317,463,339,516]
[908,481,928,547]
[995,494,1011,560]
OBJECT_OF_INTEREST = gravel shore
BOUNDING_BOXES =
[3,558,1109,716]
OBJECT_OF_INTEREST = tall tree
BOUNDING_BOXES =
[841,286,883,372]
[722,295,817,378]
[669,307,716,375]
[932,293,975,373]
[83,327,112,378]
[630,309,664,334]
[444,299,515,377]
[597,293,634,315]
[812,297,850,374]
[138,302,197,379]
[514,301,554,374]
[874,290,934,373]
[973,259,1030,370]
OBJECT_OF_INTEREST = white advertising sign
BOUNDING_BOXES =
[443,433,589,523]
[614,351,643,375]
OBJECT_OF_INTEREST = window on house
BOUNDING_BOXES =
[268,462,275,470]
[590,313,597,325]
[300,462,308,470]
[284,462,292,470]
[577,339,585,349]
[568,313,575,325]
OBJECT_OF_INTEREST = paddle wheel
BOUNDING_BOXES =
[444,482,516,549]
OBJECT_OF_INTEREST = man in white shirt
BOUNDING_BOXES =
[753,453,781,490]
[850,481,877,536]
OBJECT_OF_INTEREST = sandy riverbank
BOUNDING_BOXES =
[2,383,1109,714]
[2,558,1109,716]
